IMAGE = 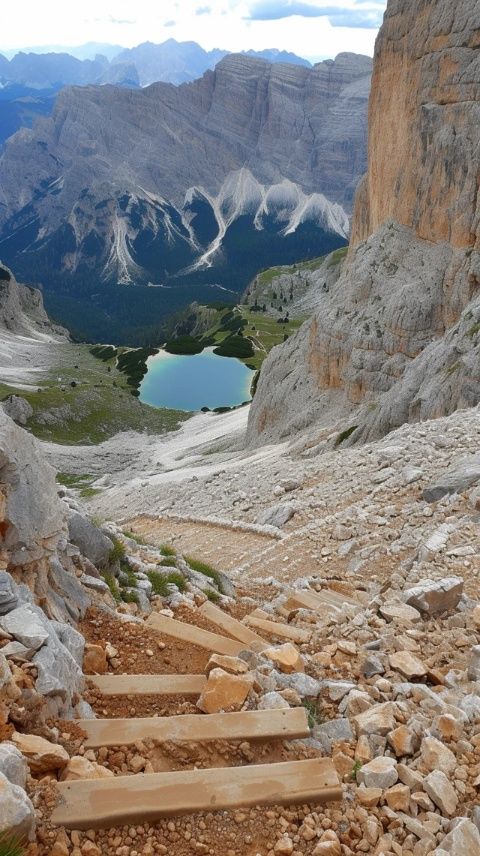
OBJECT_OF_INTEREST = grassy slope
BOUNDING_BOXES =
[0,342,187,445]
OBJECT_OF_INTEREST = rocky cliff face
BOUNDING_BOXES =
[0,263,66,338]
[247,0,480,447]
[0,53,371,338]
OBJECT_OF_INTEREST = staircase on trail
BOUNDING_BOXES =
[53,585,352,829]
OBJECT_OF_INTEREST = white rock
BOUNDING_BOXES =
[0,743,27,788]
[424,770,458,816]
[0,771,35,840]
[357,756,398,789]
[0,604,49,651]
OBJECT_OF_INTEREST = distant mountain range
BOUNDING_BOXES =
[0,39,311,90]
[0,39,312,151]
[0,52,371,343]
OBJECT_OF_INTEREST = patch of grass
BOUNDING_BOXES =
[205,588,221,603]
[446,361,461,376]
[334,425,358,447]
[159,557,177,567]
[160,544,176,557]
[102,573,120,603]
[468,322,480,338]
[351,759,363,780]
[120,589,140,605]
[0,832,25,856]
[108,535,126,564]
[147,570,187,596]
[122,529,148,546]
[184,556,225,594]
[56,472,95,488]
[79,486,102,498]
[327,245,348,268]
[303,699,324,729]
[122,567,138,588]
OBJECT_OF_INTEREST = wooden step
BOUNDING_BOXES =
[243,610,311,644]
[52,757,342,829]
[199,601,268,650]
[78,707,310,748]
[146,613,245,656]
[88,674,207,696]
[284,588,360,615]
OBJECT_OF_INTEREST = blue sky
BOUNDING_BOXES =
[1,0,388,60]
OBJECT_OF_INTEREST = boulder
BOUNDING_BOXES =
[380,602,421,624]
[357,756,398,789]
[1,395,33,426]
[0,571,18,615]
[263,643,305,674]
[424,770,458,816]
[403,577,463,615]
[314,718,353,752]
[387,725,418,757]
[0,410,64,560]
[467,645,480,682]
[197,668,253,714]
[68,510,113,567]
[420,736,456,775]
[0,771,35,840]
[59,756,114,782]
[11,732,69,774]
[205,654,249,676]
[256,503,296,528]
[83,644,108,675]
[433,819,480,855]
[258,692,290,710]
[0,743,27,788]
[354,702,396,737]
[423,454,480,502]
[388,651,427,679]
[0,604,49,651]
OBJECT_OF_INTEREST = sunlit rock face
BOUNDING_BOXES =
[247,0,480,447]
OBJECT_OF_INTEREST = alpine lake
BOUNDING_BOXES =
[139,347,255,412]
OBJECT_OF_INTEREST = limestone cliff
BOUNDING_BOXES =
[247,0,480,447]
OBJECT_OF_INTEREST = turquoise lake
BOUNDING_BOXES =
[139,347,254,412]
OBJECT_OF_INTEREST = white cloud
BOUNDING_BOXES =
[0,0,386,58]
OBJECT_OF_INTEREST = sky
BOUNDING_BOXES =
[0,0,387,62]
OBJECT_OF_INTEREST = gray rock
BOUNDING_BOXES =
[424,770,458,816]
[313,718,353,752]
[1,395,33,426]
[0,743,27,788]
[0,604,49,651]
[80,573,110,593]
[51,620,85,667]
[257,692,290,710]
[458,694,480,723]
[433,819,480,855]
[467,646,480,682]
[68,511,114,568]
[273,671,322,697]
[256,502,296,528]
[48,556,90,622]
[0,771,35,840]
[0,641,36,661]
[357,756,398,789]
[0,572,18,615]
[361,654,385,677]
[423,454,480,502]
[403,577,464,615]
[0,410,64,562]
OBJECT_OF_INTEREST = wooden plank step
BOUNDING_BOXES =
[199,601,268,649]
[52,757,342,829]
[77,707,310,749]
[285,588,360,614]
[243,610,311,644]
[146,613,245,656]
[88,674,207,697]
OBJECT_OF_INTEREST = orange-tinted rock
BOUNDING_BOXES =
[196,668,253,714]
